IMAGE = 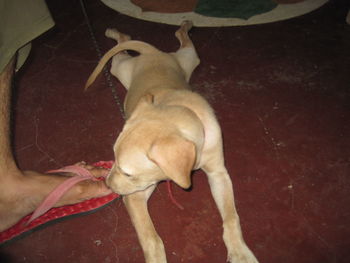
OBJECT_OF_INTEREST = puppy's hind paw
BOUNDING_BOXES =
[179,20,193,31]
[105,28,131,43]
[105,28,118,38]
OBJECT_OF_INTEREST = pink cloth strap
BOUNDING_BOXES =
[26,165,108,225]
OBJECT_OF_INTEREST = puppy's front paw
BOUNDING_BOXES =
[227,244,258,263]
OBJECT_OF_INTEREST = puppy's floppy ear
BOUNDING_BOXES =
[147,135,195,189]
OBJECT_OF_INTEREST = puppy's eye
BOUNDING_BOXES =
[118,167,132,178]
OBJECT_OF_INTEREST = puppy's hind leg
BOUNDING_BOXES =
[173,21,200,82]
[105,28,134,89]
[175,20,194,49]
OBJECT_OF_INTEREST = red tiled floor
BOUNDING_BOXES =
[1,0,350,262]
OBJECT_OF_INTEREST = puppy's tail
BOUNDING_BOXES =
[84,40,160,90]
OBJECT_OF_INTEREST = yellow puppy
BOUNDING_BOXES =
[86,21,258,263]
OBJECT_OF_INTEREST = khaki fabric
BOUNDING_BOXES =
[0,0,54,73]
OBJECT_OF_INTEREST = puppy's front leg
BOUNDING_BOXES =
[123,185,167,263]
[203,160,258,263]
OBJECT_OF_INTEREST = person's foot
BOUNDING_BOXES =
[0,162,112,232]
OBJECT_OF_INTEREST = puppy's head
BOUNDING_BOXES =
[107,97,196,195]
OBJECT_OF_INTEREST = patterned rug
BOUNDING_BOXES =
[101,0,328,27]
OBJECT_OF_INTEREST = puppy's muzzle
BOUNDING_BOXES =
[106,170,135,195]
[106,171,120,193]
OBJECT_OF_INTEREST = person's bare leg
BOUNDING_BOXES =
[0,57,18,177]
[0,57,112,232]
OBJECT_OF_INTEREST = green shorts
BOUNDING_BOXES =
[0,0,54,73]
